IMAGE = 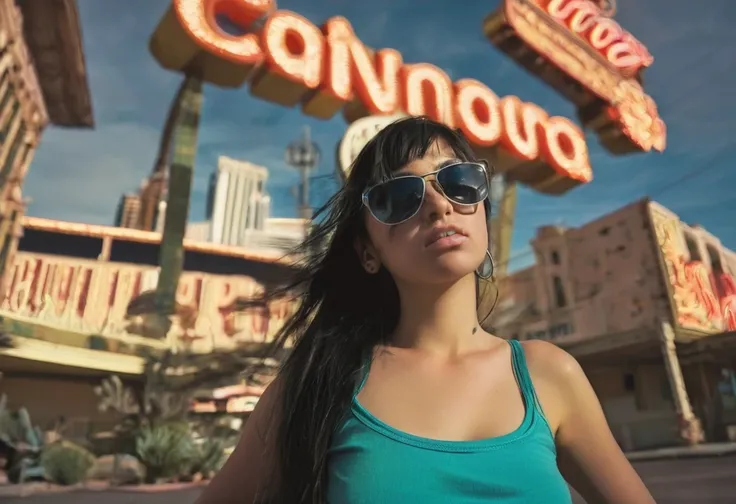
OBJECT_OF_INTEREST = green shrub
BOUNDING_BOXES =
[188,437,228,479]
[41,441,95,486]
[135,424,195,483]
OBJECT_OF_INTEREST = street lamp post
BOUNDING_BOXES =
[285,125,321,222]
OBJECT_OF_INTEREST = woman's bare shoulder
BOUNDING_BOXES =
[520,339,583,384]
[194,376,284,504]
[518,339,590,431]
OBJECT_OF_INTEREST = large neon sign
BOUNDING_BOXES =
[651,207,736,333]
[1,252,296,349]
[150,0,592,195]
[541,0,652,76]
[485,0,666,155]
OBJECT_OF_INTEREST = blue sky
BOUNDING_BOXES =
[24,0,736,270]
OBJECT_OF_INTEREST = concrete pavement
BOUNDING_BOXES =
[572,455,736,503]
[626,441,736,462]
[0,488,199,504]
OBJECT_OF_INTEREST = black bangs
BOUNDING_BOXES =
[345,116,478,190]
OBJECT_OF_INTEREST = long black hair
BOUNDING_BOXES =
[262,116,496,503]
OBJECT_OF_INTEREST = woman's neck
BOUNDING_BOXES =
[390,274,485,356]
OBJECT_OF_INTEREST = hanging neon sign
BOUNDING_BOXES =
[485,0,666,155]
[651,208,736,333]
[150,0,593,195]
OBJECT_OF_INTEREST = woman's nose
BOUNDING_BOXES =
[421,180,453,221]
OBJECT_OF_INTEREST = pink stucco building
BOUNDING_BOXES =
[491,198,736,450]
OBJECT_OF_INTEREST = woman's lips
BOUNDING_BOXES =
[426,233,468,250]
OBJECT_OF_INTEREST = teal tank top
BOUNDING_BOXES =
[326,339,572,503]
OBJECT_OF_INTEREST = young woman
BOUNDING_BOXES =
[196,117,655,503]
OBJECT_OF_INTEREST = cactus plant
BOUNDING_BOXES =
[41,441,95,486]
[0,397,45,483]
[0,330,13,348]
[94,375,140,417]
[135,423,196,483]
[187,437,228,479]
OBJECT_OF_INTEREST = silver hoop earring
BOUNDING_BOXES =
[476,249,494,280]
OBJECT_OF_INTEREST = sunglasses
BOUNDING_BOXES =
[362,161,490,225]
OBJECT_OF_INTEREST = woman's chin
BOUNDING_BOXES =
[418,262,478,284]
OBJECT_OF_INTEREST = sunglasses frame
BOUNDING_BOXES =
[361,161,491,226]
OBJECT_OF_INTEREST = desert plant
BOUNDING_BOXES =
[93,375,143,465]
[0,398,45,483]
[0,330,13,348]
[187,437,228,479]
[40,441,95,486]
[95,365,190,432]
[94,375,140,419]
[135,423,195,483]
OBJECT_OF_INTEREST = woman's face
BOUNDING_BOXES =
[360,140,489,286]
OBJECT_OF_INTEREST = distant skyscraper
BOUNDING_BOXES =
[209,156,271,246]
[205,171,217,220]
[137,170,167,231]
[154,199,167,233]
[113,136,169,231]
[115,194,142,228]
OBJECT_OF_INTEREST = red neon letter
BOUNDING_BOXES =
[250,11,324,105]
[499,96,543,161]
[454,79,502,147]
[400,63,455,127]
[542,117,592,183]
[303,17,402,121]
[162,0,270,86]
[174,0,265,65]
[588,18,622,49]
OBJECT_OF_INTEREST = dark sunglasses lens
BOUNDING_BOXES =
[366,177,424,224]
[437,163,488,204]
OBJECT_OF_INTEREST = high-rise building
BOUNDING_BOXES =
[186,156,308,253]
[114,193,141,228]
[209,156,270,246]
[138,170,167,231]
[205,170,217,220]
[115,170,167,231]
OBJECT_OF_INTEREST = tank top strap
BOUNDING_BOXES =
[353,355,372,399]
[508,339,543,414]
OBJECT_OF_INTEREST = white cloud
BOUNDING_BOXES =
[25,122,164,224]
[22,0,181,224]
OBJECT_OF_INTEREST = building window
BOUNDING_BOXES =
[525,331,546,340]
[552,276,567,308]
[717,369,736,412]
[0,74,12,114]
[549,323,572,338]
[707,244,723,275]
[550,250,560,265]
[623,373,636,392]
[0,123,26,187]
[684,233,701,261]
[0,210,18,274]
[0,99,19,141]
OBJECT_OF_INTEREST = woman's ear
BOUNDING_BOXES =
[354,237,381,274]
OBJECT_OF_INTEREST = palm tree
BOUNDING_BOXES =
[149,74,204,341]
